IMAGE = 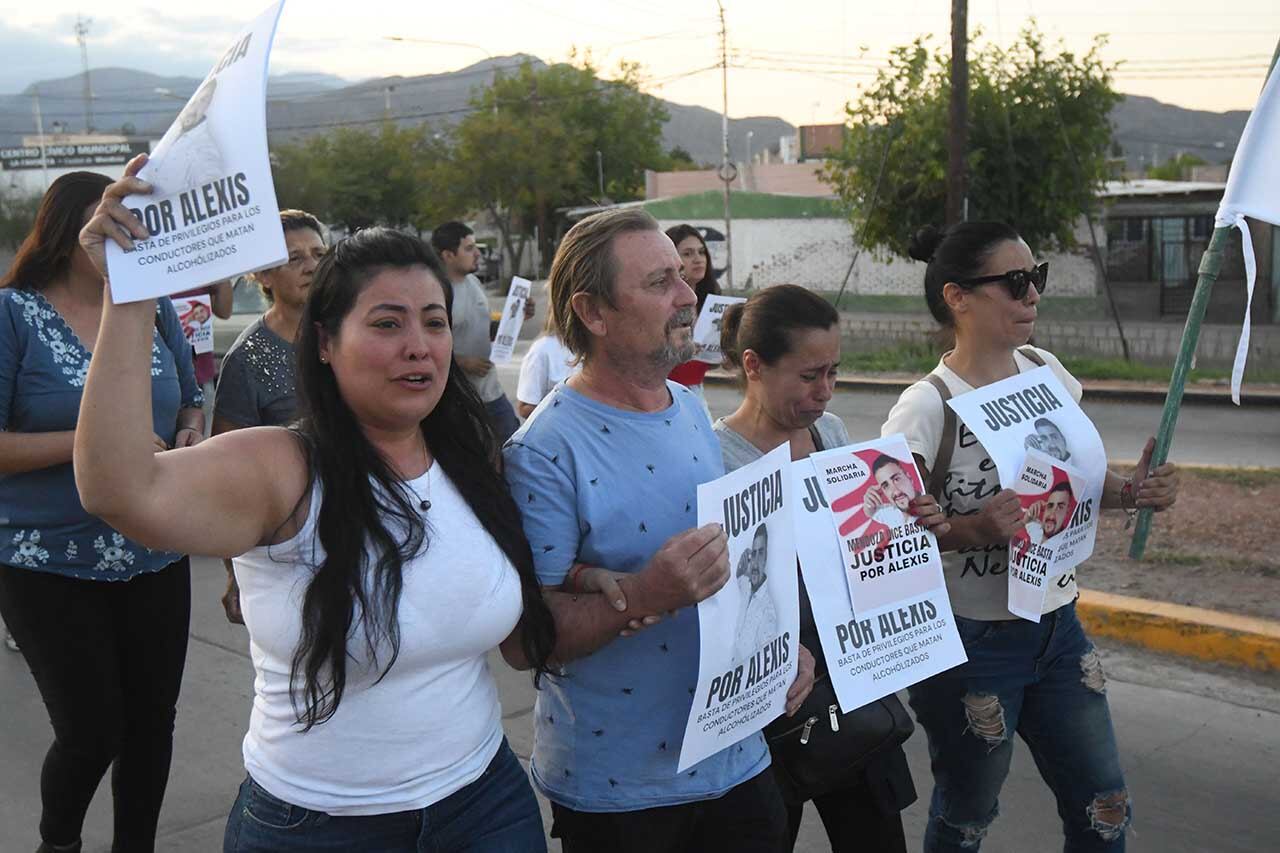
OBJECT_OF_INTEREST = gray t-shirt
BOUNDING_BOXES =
[450,274,503,403]
[714,411,850,471]
[214,316,298,428]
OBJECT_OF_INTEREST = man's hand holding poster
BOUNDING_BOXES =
[1008,450,1089,621]
[106,2,288,303]
[171,294,214,354]
[796,434,965,713]
[490,277,532,364]
[946,366,1106,579]
[680,442,798,773]
[690,295,746,365]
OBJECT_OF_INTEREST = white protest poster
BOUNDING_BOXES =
[945,366,1105,575]
[171,294,214,354]
[690,295,746,365]
[1007,450,1089,620]
[106,1,288,303]
[489,277,532,364]
[794,456,966,713]
[680,442,799,773]
[811,435,942,615]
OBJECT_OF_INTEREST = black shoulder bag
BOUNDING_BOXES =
[763,424,915,803]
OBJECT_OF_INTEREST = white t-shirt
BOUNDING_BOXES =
[451,274,504,403]
[516,334,578,407]
[234,465,523,815]
[881,347,1083,620]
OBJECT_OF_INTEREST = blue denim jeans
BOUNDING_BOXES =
[223,739,547,852]
[907,602,1130,852]
[486,395,521,446]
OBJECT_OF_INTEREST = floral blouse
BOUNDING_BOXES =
[0,288,201,580]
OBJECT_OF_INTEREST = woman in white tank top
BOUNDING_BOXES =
[74,162,558,853]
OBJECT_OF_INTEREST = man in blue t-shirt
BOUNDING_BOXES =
[504,208,789,851]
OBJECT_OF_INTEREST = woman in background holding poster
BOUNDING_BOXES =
[0,171,203,853]
[666,225,720,408]
[882,222,1180,852]
[712,284,933,853]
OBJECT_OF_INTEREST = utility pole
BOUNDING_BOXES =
[596,150,605,198]
[717,0,735,289]
[946,0,968,225]
[75,15,94,133]
[32,89,50,191]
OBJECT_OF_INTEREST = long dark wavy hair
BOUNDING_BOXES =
[288,227,556,730]
[1,171,112,290]
[665,224,721,311]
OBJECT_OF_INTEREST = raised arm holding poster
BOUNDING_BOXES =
[689,294,746,365]
[489,276,532,364]
[680,442,799,773]
[794,445,965,714]
[105,1,287,303]
[945,365,1106,578]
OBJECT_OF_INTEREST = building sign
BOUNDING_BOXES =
[0,141,152,171]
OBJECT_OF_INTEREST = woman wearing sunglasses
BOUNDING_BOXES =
[881,222,1179,852]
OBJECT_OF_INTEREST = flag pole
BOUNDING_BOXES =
[1129,41,1280,559]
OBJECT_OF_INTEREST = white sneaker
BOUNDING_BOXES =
[4,632,17,653]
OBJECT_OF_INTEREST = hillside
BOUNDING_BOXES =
[2,62,1250,178]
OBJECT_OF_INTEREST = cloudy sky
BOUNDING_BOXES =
[4,0,1278,125]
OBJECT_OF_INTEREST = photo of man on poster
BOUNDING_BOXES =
[733,523,778,664]
[1024,417,1072,463]
[863,453,922,529]
[146,77,227,195]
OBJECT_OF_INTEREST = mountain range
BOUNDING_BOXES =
[0,57,1249,176]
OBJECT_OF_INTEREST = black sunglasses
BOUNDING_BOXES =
[954,262,1049,300]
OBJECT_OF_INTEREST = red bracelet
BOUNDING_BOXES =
[565,563,587,592]
[1120,478,1136,511]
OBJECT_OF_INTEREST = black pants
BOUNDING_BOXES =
[0,559,191,853]
[782,746,914,853]
[551,768,789,853]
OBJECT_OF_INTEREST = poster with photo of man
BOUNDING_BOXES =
[680,442,798,773]
[690,295,746,365]
[106,1,288,302]
[811,435,942,615]
[1007,449,1088,621]
[793,453,966,713]
[171,294,214,354]
[946,365,1106,576]
[489,277,532,363]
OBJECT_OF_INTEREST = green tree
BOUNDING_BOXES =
[823,27,1121,257]
[0,185,41,251]
[270,121,454,232]
[448,57,669,275]
[1145,153,1207,181]
[662,146,704,172]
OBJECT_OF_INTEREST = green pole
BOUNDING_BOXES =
[1129,41,1280,559]
[1128,228,1230,558]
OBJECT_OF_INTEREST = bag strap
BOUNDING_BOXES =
[807,423,825,453]
[1017,345,1045,367]
[924,374,955,500]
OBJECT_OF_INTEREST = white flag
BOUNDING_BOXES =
[1215,64,1280,404]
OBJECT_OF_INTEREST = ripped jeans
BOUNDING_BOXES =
[908,601,1129,852]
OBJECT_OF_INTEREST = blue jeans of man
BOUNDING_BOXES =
[907,601,1130,852]
[223,739,546,852]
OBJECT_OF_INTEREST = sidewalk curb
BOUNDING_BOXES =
[701,371,1280,407]
[1077,589,1280,672]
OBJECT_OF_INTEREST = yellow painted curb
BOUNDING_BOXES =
[1077,589,1280,672]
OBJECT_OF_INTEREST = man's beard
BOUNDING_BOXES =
[648,307,697,369]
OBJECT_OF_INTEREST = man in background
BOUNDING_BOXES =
[431,221,532,443]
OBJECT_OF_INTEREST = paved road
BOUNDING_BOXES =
[494,344,1280,469]
[3,560,1278,852]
